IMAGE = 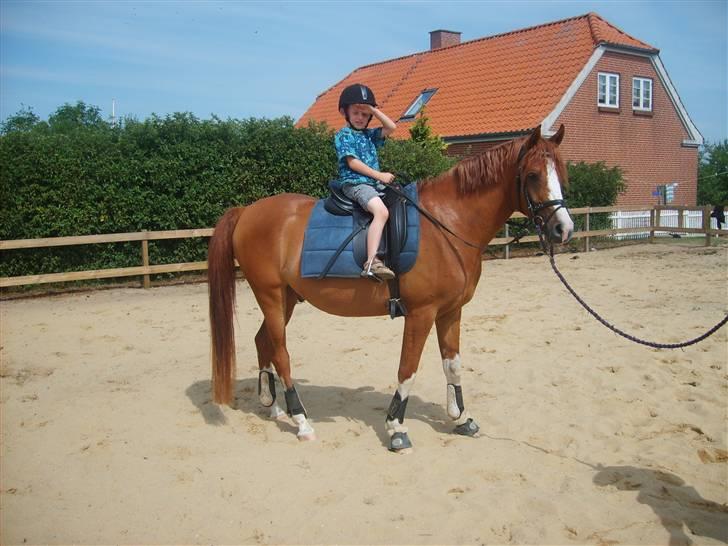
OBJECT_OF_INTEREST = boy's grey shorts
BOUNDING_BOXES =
[341,183,385,210]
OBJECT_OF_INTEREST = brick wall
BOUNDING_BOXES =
[552,51,698,206]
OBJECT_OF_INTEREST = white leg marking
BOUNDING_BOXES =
[546,158,574,241]
[292,413,316,441]
[385,374,416,436]
[443,355,463,419]
[269,401,286,420]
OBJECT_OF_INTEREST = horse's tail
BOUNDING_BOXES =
[208,206,244,406]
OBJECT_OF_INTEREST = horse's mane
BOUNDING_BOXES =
[424,139,519,194]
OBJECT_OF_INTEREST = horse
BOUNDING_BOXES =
[207,124,574,452]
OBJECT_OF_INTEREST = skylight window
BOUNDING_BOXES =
[400,89,437,120]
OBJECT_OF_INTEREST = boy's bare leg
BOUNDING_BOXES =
[366,196,389,262]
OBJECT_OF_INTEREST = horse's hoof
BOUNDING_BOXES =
[389,432,413,453]
[298,432,317,442]
[454,418,480,437]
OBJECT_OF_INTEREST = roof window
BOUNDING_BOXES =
[400,89,437,120]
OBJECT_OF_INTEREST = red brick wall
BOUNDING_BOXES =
[552,51,698,206]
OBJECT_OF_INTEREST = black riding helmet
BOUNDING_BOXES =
[338,84,377,129]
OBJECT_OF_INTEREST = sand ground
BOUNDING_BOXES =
[1,242,726,545]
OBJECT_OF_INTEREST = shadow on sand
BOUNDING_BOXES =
[593,465,728,545]
[186,377,455,448]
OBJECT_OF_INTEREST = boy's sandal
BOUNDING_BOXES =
[361,259,395,281]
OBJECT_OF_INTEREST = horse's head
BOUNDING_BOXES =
[516,125,574,244]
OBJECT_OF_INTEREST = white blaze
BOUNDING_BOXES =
[546,158,574,241]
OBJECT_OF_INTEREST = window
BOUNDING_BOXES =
[598,72,619,108]
[632,77,652,111]
[400,88,437,120]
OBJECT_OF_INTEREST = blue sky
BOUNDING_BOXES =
[1,0,726,143]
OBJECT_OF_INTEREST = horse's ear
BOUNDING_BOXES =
[525,125,541,150]
[550,124,565,146]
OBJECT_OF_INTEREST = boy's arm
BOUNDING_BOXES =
[368,106,397,137]
[345,157,395,184]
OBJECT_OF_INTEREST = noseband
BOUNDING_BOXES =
[515,144,568,230]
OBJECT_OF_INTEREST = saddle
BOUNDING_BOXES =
[320,181,412,318]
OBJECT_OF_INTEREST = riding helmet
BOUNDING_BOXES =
[338,84,377,111]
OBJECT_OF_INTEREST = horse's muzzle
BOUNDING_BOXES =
[548,209,574,244]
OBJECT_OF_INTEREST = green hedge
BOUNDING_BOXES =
[0,103,455,278]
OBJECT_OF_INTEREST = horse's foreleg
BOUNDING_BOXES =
[255,286,315,441]
[386,309,436,453]
[436,308,480,437]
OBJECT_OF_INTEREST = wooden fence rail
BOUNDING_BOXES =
[1,205,725,289]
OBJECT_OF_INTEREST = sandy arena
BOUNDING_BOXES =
[1,242,727,545]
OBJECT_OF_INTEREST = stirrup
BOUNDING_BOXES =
[360,259,383,282]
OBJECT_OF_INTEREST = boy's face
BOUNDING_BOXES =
[342,103,372,130]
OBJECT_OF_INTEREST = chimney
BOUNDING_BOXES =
[429,29,461,50]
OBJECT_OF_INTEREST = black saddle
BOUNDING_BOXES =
[321,181,410,318]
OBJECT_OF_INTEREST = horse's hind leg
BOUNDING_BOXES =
[254,285,315,441]
[436,308,480,437]
[256,321,286,421]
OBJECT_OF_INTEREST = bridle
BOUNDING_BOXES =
[515,143,569,234]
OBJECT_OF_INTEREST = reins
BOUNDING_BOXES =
[387,179,486,252]
[533,223,728,350]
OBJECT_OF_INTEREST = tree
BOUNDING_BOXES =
[698,140,728,205]
[48,101,107,132]
[0,106,42,134]
[379,108,455,181]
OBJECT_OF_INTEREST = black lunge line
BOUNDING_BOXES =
[535,225,728,350]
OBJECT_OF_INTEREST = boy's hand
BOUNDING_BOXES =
[378,172,395,184]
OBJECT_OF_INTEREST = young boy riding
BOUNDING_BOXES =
[334,83,398,280]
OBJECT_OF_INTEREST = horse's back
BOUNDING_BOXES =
[232,193,316,282]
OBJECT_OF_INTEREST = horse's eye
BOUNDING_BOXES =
[526,172,538,182]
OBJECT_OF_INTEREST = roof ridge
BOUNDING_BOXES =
[351,12,594,73]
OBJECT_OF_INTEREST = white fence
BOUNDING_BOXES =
[610,209,720,240]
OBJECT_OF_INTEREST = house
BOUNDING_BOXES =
[297,13,703,206]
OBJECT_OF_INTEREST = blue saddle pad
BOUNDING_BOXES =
[300,183,420,278]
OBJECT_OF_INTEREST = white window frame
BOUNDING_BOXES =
[632,77,653,111]
[597,72,619,108]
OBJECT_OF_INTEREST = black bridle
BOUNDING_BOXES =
[515,143,569,235]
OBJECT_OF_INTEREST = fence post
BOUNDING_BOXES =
[504,223,510,259]
[584,208,591,252]
[677,207,684,232]
[703,205,712,247]
[650,207,659,243]
[141,238,151,289]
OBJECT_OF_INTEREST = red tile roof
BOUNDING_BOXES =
[297,12,657,139]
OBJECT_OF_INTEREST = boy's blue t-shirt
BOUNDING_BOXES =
[334,126,385,187]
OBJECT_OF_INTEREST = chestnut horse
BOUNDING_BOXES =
[208,125,574,452]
